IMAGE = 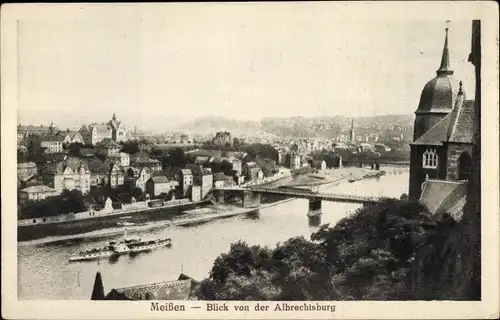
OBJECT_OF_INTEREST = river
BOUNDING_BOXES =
[17,166,409,300]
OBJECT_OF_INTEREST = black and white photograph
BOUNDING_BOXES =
[1,2,498,319]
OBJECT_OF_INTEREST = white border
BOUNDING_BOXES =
[2,2,499,319]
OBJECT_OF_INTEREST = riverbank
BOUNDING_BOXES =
[17,167,386,246]
[18,198,296,246]
[263,166,382,188]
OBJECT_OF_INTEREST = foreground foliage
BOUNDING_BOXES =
[194,199,456,300]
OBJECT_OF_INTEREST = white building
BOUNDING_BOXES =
[20,185,58,201]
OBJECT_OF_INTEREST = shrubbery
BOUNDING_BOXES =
[194,199,454,300]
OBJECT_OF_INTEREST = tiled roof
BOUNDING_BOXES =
[186,164,203,175]
[87,159,110,174]
[447,196,467,221]
[43,134,66,142]
[21,185,57,194]
[90,124,112,135]
[17,162,37,169]
[412,113,452,146]
[19,174,36,182]
[420,179,468,220]
[245,161,257,168]
[97,138,122,149]
[227,156,241,163]
[447,98,475,143]
[105,279,193,300]
[194,156,209,163]
[151,176,169,184]
[45,157,89,175]
[180,169,192,175]
[18,125,59,133]
[56,130,80,139]
[213,172,226,181]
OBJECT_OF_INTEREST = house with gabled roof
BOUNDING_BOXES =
[42,157,91,194]
[125,167,151,192]
[40,134,66,154]
[96,138,122,158]
[20,185,59,201]
[79,123,112,146]
[56,129,85,145]
[108,113,129,142]
[146,175,178,197]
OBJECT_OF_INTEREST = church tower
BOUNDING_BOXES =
[409,27,460,200]
[413,28,458,141]
[349,118,355,143]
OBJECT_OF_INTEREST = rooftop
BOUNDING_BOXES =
[17,162,37,169]
[21,185,57,194]
[105,279,193,300]
[420,179,468,220]
[151,176,169,184]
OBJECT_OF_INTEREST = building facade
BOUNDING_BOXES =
[97,138,122,158]
[146,176,172,197]
[20,185,58,201]
[289,152,301,169]
[42,157,91,194]
[17,162,38,179]
[40,135,65,153]
[180,169,194,198]
[126,167,151,192]
[108,113,129,142]
[79,124,112,146]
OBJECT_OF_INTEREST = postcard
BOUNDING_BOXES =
[1,2,499,319]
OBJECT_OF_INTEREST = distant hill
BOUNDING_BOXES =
[176,114,414,139]
[176,116,263,135]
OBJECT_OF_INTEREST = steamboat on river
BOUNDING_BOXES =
[68,231,172,262]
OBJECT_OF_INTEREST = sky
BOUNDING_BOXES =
[16,4,475,131]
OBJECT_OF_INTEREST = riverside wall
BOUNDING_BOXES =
[17,200,207,241]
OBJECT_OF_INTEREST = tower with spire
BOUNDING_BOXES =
[413,27,459,142]
[408,24,478,203]
[349,118,355,143]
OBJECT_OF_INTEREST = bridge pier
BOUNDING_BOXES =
[362,201,377,209]
[242,191,261,208]
[217,190,225,204]
[307,198,322,216]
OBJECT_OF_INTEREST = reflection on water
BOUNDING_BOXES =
[308,216,322,227]
[18,166,409,300]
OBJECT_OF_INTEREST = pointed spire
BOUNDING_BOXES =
[437,27,454,76]
[112,113,116,121]
[458,80,464,95]
[90,271,105,300]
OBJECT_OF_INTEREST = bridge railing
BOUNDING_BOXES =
[212,186,381,202]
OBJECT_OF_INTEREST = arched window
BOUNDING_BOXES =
[458,152,472,180]
[422,149,438,169]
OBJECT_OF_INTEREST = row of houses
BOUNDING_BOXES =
[18,113,130,150]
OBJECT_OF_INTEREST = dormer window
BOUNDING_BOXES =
[422,148,438,169]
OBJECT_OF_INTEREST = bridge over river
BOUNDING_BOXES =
[211,185,384,220]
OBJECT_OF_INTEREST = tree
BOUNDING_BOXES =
[17,149,28,163]
[121,140,140,154]
[67,142,84,157]
[245,144,279,163]
[196,198,451,301]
